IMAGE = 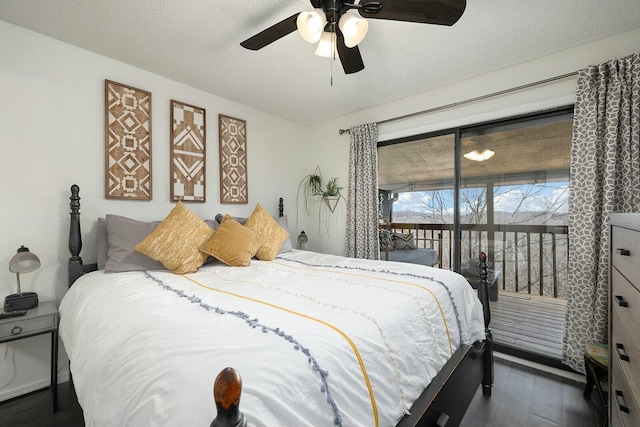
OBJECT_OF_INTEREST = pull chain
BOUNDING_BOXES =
[330,31,335,87]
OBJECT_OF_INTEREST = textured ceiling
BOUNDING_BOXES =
[1,0,640,126]
[378,119,573,191]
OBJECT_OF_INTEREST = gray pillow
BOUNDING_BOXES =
[97,217,108,270]
[104,214,165,273]
[392,232,417,250]
[214,213,247,225]
[102,215,220,272]
[379,229,393,251]
[276,215,293,253]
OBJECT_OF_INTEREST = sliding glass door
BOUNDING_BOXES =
[377,107,573,365]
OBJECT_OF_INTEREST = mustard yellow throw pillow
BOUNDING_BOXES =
[200,215,262,267]
[244,203,289,261]
[134,202,215,274]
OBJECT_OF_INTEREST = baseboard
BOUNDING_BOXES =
[495,351,586,384]
[0,370,70,403]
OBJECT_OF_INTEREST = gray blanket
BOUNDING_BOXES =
[380,248,439,267]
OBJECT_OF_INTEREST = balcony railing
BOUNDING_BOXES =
[381,222,569,299]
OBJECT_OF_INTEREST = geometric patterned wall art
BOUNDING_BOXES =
[104,80,152,199]
[218,114,248,204]
[170,100,206,202]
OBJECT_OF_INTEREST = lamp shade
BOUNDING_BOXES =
[297,9,326,43]
[297,231,309,248]
[9,245,41,274]
[463,149,495,162]
[314,32,338,58]
[339,12,368,48]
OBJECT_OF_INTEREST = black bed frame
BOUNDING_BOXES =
[66,184,493,427]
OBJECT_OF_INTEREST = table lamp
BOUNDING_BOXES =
[297,231,308,250]
[4,245,40,311]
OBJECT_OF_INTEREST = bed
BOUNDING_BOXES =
[63,185,493,427]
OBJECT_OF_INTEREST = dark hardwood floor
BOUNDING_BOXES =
[0,381,83,427]
[460,358,605,427]
[0,358,604,427]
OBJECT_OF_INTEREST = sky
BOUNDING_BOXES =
[393,182,570,217]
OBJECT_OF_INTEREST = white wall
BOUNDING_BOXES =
[0,20,308,401]
[302,28,640,256]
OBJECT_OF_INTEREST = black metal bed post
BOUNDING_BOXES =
[68,185,83,287]
[478,251,494,396]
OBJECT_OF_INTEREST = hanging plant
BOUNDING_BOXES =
[297,166,324,216]
[309,174,323,195]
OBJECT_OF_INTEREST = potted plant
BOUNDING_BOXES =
[320,177,344,213]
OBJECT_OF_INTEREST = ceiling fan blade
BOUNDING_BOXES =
[309,0,323,7]
[240,13,300,50]
[336,29,365,74]
[360,0,466,26]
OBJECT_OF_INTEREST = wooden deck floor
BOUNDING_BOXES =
[490,291,567,360]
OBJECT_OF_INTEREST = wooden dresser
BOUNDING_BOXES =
[609,213,640,427]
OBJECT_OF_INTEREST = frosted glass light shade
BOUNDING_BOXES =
[9,246,41,274]
[463,149,495,162]
[339,13,368,47]
[314,32,338,58]
[297,9,327,43]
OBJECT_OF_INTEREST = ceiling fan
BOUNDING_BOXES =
[240,0,467,74]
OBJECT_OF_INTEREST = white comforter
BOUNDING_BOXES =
[60,250,485,427]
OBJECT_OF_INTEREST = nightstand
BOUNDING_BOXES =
[0,300,59,412]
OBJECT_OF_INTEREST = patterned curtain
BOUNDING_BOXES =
[562,52,640,373]
[344,123,379,259]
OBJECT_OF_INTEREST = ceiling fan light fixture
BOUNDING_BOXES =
[463,149,495,162]
[314,31,338,58]
[297,9,327,43]
[339,12,368,48]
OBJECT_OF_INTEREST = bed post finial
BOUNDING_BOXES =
[211,367,247,427]
[278,197,284,218]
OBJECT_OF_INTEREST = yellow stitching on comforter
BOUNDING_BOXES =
[272,260,454,355]
[180,274,380,427]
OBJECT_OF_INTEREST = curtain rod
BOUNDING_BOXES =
[338,71,579,135]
